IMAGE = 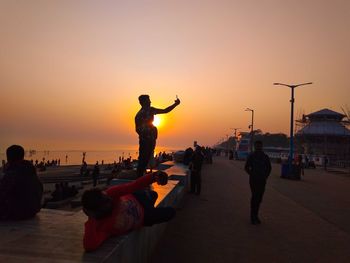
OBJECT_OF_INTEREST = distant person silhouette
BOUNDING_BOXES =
[324,156,329,171]
[1,160,6,172]
[0,145,43,220]
[189,146,204,195]
[244,141,271,225]
[51,183,63,201]
[92,161,100,187]
[80,161,88,176]
[135,95,180,177]
[183,147,194,166]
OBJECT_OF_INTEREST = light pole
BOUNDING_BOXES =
[226,134,229,157]
[230,127,240,150]
[245,108,254,152]
[274,82,313,175]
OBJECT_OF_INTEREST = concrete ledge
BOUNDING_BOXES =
[45,196,77,209]
[0,162,189,263]
[0,209,86,263]
[157,163,173,171]
[91,180,182,263]
[165,161,190,188]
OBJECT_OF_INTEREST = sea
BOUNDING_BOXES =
[0,146,180,165]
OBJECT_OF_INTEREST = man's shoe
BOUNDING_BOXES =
[251,217,261,225]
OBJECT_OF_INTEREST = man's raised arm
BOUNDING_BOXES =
[154,98,180,114]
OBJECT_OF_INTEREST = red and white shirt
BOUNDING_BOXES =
[83,173,154,251]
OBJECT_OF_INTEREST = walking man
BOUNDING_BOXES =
[244,141,271,225]
[135,95,180,177]
[189,146,204,195]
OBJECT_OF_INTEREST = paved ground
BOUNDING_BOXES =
[152,156,350,263]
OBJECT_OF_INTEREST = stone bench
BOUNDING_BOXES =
[45,196,78,209]
[157,162,173,171]
[162,161,190,186]
[0,162,188,263]
[40,175,107,184]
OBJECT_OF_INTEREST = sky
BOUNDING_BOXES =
[0,0,349,151]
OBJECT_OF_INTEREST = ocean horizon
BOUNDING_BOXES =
[0,146,181,165]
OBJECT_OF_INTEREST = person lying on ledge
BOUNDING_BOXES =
[82,170,175,252]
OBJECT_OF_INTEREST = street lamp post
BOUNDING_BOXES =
[245,108,254,152]
[226,134,229,157]
[230,127,240,149]
[273,82,313,175]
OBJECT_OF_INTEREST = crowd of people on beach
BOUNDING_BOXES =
[34,158,61,171]
[1,158,61,173]
[77,151,175,186]
[0,143,178,216]
[154,151,172,164]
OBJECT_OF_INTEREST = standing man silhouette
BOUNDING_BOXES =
[135,95,180,177]
[245,140,271,225]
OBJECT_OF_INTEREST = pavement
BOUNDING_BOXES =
[152,156,350,263]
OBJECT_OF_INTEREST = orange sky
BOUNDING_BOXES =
[1,0,349,151]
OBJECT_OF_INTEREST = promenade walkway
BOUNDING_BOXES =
[152,156,350,263]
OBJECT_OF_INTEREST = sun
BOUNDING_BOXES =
[153,115,162,127]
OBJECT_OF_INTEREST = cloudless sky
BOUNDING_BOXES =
[1,0,349,151]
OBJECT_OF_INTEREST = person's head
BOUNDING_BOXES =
[6,145,25,163]
[254,141,263,152]
[81,188,113,219]
[138,94,151,108]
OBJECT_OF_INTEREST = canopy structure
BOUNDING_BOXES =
[296,108,350,158]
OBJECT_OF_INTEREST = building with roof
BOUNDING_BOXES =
[295,108,350,160]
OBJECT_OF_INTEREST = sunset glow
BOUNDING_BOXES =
[0,1,349,151]
[153,115,162,128]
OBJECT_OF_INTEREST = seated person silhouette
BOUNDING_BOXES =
[0,145,43,220]
[51,183,63,201]
[82,171,175,251]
